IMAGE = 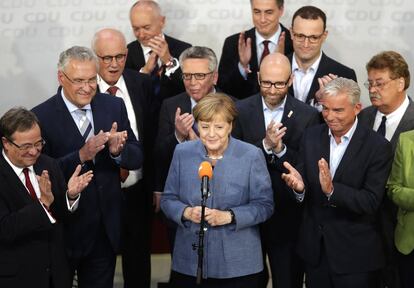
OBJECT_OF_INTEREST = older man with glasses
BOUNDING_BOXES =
[287,5,357,110]
[91,27,156,288]
[359,50,414,288]
[232,52,320,288]
[32,45,143,288]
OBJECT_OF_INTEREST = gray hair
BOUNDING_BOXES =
[130,0,162,17]
[57,46,99,72]
[91,28,127,53]
[322,77,361,105]
[0,107,40,140]
[179,46,218,72]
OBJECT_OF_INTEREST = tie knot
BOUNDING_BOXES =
[382,115,387,121]
[23,167,29,176]
[263,40,270,47]
[76,108,87,117]
[107,86,118,96]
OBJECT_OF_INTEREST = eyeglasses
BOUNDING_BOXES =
[61,71,98,87]
[259,79,290,89]
[363,79,396,90]
[182,72,214,81]
[97,54,126,64]
[6,137,46,151]
[292,32,325,44]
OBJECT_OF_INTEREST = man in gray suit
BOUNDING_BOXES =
[359,50,414,288]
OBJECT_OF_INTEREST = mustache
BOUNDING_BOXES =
[369,93,382,100]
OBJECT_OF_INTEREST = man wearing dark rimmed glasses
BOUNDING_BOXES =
[0,107,93,288]
[359,51,414,288]
[287,6,356,110]
[32,46,143,288]
[92,27,155,288]
[232,53,320,288]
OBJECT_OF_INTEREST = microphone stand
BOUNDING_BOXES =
[193,175,209,285]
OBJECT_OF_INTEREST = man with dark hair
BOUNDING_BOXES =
[218,0,293,99]
[232,52,320,288]
[0,107,92,288]
[32,46,143,288]
[282,78,393,288]
[126,0,191,106]
[359,50,414,288]
[288,6,356,110]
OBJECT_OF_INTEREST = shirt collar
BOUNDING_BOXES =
[2,149,33,176]
[328,117,358,143]
[292,52,323,73]
[377,94,410,118]
[261,94,287,112]
[61,89,92,113]
[98,74,127,95]
[255,25,281,46]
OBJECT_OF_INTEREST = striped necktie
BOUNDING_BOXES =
[76,109,93,141]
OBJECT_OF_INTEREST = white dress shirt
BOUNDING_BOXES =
[98,75,143,188]
[292,52,323,103]
[373,95,410,142]
[238,25,282,79]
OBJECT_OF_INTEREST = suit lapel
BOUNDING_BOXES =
[123,72,145,141]
[251,94,266,138]
[249,28,259,73]
[332,122,365,181]
[55,89,87,144]
[306,53,328,104]
[0,155,33,204]
[391,98,414,145]
[281,96,296,139]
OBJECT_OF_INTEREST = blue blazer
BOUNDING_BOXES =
[161,137,273,279]
[32,88,143,256]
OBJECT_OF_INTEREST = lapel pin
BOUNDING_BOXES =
[288,110,293,118]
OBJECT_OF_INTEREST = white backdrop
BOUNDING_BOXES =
[1,0,413,115]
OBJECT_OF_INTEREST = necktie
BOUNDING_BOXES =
[76,109,93,141]
[149,51,161,96]
[260,40,270,64]
[106,86,130,182]
[23,168,37,200]
[377,115,387,137]
[107,86,118,96]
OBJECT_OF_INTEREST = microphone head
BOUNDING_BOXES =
[198,161,213,179]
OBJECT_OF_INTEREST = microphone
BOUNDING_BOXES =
[198,161,213,199]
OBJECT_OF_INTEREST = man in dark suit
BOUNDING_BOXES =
[32,46,143,288]
[0,107,92,288]
[92,28,154,288]
[287,6,356,109]
[359,51,414,288]
[126,0,191,107]
[232,53,320,288]
[282,77,393,288]
[218,0,293,100]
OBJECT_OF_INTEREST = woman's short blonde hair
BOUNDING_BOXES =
[193,93,237,124]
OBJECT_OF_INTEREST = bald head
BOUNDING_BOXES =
[129,0,165,46]
[260,53,291,76]
[92,28,126,53]
[92,28,128,85]
[258,53,292,109]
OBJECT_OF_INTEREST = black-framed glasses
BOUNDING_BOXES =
[97,54,126,64]
[182,72,214,81]
[61,71,98,87]
[292,32,325,44]
[259,79,290,89]
[6,137,46,151]
[363,79,396,90]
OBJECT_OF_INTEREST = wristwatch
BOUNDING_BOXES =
[165,57,178,68]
